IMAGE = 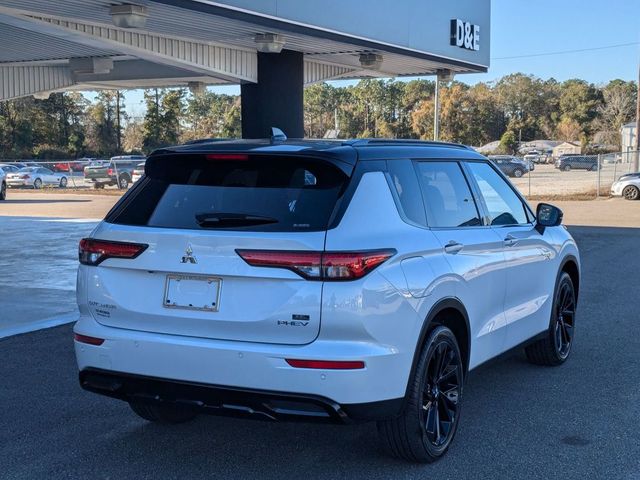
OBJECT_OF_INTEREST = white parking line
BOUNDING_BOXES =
[0,312,78,340]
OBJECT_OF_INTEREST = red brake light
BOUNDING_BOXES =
[235,249,395,281]
[205,154,249,161]
[20,174,30,179]
[79,238,148,266]
[285,359,365,370]
[74,333,105,346]
[107,168,114,175]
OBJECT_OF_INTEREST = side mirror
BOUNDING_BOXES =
[535,203,563,233]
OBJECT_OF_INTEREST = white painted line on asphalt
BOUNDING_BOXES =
[0,312,78,340]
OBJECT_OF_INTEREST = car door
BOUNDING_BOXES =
[38,168,54,184]
[415,160,508,368]
[464,161,557,349]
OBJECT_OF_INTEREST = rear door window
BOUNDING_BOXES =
[415,161,481,228]
[109,155,348,232]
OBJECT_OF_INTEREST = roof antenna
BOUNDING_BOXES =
[270,127,287,143]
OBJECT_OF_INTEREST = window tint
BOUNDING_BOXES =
[108,155,347,232]
[466,162,528,226]
[387,160,427,226]
[416,161,481,228]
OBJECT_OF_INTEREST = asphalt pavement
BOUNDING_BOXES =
[1,224,639,479]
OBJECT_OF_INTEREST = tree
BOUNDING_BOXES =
[555,117,582,142]
[123,121,144,153]
[595,80,637,146]
[558,79,601,137]
[84,91,123,156]
[498,130,518,154]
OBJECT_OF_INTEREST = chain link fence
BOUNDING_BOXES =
[495,151,640,199]
[0,157,146,191]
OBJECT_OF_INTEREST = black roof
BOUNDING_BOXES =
[152,138,485,165]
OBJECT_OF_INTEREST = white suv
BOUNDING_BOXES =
[74,139,580,462]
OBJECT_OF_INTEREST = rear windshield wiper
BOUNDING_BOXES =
[195,212,279,228]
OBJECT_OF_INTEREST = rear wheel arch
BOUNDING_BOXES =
[405,298,471,400]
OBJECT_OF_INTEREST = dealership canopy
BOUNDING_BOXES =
[0,0,490,137]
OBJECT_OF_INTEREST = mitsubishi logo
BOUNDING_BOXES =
[181,244,197,264]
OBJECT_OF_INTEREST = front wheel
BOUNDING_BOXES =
[129,401,197,424]
[118,175,129,189]
[377,325,464,463]
[33,178,43,189]
[622,185,640,200]
[513,168,524,178]
[590,164,598,171]
[59,176,68,188]
[525,272,576,366]
[562,165,571,172]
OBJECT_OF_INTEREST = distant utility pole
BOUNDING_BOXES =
[634,59,640,172]
[116,90,121,154]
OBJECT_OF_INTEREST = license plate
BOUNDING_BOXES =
[163,274,221,312]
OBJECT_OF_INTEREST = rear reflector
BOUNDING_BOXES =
[79,238,148,266]
[206,153,249,161]
[74,333,105,346]
[286,359,365,370]
[236,249,395,281]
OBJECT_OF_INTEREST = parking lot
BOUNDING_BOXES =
[0,195,639,479]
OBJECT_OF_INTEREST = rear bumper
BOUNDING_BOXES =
[79,368,402,423]
[74,314,412,409]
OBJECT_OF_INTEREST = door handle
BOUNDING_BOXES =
[444,241,464,254]
[504,234,518,247]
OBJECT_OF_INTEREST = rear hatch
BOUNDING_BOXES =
[84,151,352,345]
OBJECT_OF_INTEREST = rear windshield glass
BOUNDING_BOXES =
[107,155,348,232]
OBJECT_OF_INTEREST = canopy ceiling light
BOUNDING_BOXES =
[359,53,383,70]
[254,33,285,53]
[109,4,149,29]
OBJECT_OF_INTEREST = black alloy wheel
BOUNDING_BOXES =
[378,325,464,462]
[525,272,576,365]
[421,338,463,448]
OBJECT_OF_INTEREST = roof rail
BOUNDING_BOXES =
[183,138,232,145]
[346,138,472,150]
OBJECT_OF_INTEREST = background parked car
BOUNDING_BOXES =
[0,165,6,200]
[6,167,68,189]
[52,160,90,173]
[555,154,598,171]
[610,172,640,200]
[131,162,146,183]
[488,155,529,178]
[0,164,21,174]
[84,155,145,189]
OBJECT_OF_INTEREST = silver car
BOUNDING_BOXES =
[6,167,68,189]
[610,173,640,200]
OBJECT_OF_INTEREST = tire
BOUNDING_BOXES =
[513,168,524,178]
[525,272,576,366]
[0,181,6,200]
[377,326,464,463]
[59,176,68,188]
[622,185,640,201]
[590,164,598,172]
[118,175,130,190]
[562,165,571,172]
[33,178,43,189]
[93,183,104,189]
[129,401,197,424]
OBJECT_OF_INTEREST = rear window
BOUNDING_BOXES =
[108,155,348,232]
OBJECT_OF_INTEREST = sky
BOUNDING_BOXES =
[111,0,640,119]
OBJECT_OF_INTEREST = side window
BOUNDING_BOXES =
[466,162,529,226]
[387,160,427,226]
[415,161,481,228]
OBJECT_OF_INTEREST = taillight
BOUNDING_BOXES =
[20,174,30,179]
[79,238,148,266]
[107,168,114,176]
[235,249,395,281]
